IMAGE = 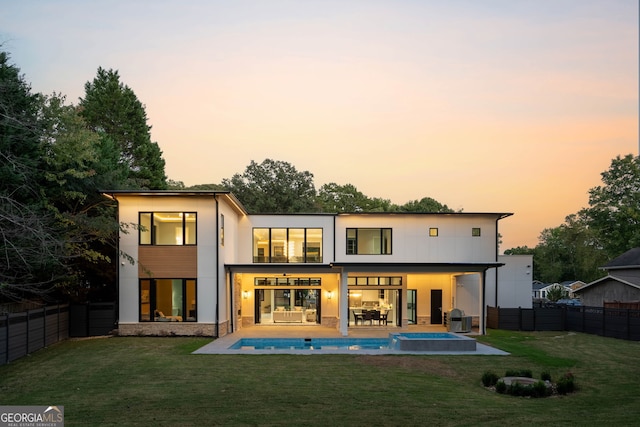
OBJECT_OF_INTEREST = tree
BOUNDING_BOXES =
[187,183,226,191]
[38,93,121,301]
[580,154,640,259]
[0,51,42,204]
[399,197,454,213]
[79,67,167,190]
[532,214,606,283]
[0,52,64,301]
[316,183,393,212]
[221,159,316,213]
[546,284,569,302]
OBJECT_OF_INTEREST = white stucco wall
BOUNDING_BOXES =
[485,255,533,308]
[334,214,499,263]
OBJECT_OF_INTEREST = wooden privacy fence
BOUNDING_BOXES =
[487,305,640,341]
[0,302,116,365]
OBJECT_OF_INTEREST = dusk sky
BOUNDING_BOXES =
[1,1,637,251]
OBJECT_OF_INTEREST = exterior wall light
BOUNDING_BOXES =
[242,290,251,299]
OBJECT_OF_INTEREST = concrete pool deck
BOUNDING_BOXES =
[193,325,509,355]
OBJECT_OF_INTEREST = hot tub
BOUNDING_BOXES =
[389,332,477,351]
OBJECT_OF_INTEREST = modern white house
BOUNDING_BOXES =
[103,190,514,337]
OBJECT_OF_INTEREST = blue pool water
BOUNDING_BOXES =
[229,337,389,350]
[228,333,468,351]
[392,333,457,339]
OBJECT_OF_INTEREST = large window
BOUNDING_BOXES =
[253,228,323,263]
[140,279,196,322]
[139,212,196,245]
[346,228,392,255]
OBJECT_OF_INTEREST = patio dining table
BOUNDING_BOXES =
[353,309,388,325]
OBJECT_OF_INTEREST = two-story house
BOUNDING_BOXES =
[104,190,512,337]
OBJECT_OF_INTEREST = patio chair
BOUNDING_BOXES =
[372,310,381,325]
[362,310,374,325]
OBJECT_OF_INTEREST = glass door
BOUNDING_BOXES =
[407,289,417,325]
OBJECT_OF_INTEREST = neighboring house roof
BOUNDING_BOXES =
[574,274,640,294]
[532,282,547,291]
[602,247,640,270]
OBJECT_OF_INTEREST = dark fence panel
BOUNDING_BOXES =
[583,307,604,336]
[489,305,640,341]
[8,312,28,363]
[521,309,535,331]
[498,308,522,330]
[1,303,112,366]
[69,303,116,337]
[0,316,6,364]
[28,309,45,354]
[533,307,564,331]
[69,305,88,337]
[88,303,117,336]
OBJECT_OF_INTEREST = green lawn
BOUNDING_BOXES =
[1,330,639,426]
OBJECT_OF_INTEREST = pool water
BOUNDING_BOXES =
[229,337,389,350]
[228,332,474,351]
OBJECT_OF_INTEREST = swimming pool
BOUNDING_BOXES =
[229,337,389,350]
[228,333,476,352]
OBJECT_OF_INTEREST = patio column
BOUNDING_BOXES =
[339,269,348,336]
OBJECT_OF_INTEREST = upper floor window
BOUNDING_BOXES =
[472,227,481,237]
[429,227,439,237]
[253,228,323,263]
[346,228,392,255]
[139,212,197,245]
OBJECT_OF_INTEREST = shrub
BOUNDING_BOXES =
[556,372,576,395]
[509,382,527,397]
[495,380,507,394]
[504,369,533,378]
[532,380,550,398]
[540,371,551,382]
[481,371,499,387]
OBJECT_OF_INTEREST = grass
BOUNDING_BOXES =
[1,330,639,426]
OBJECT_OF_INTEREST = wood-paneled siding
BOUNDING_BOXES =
[138,246,197,277]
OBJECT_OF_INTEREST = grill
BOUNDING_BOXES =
[447,308,472,333]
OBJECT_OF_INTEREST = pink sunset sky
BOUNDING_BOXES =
[1,0,637,251]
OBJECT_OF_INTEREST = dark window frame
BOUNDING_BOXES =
[252,227,323,263]
[139,212,197,246]
[139,278,197,322]
[345,228,392,255]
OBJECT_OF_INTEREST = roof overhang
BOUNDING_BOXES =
[226,262,503,274]
[100,190,248,215]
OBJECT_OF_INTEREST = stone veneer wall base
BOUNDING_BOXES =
[118,323,221,337]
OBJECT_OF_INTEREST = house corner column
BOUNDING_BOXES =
[339,269,348,336]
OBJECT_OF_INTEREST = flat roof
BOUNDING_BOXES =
[100,190,248,215]
[100,190,512,219]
